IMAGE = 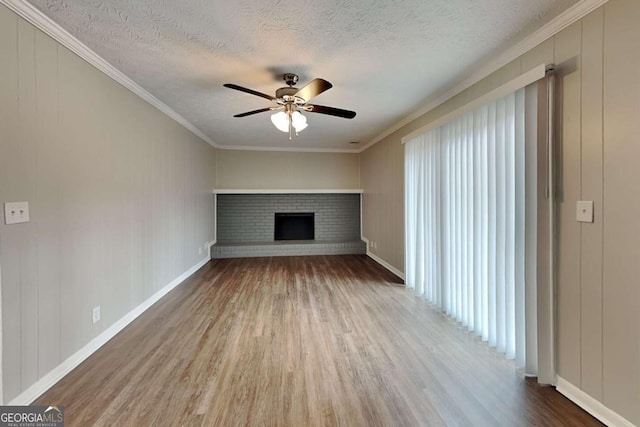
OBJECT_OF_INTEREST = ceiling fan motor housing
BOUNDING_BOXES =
[275,86,306,105]
[283,73,299,86]
[275,87,298,98]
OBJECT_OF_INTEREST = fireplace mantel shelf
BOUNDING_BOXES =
[213,189,363,194]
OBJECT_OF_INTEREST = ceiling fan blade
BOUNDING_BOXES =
[223,83,275,101]
[233,107,275,117]
[294,78,333,101]
[306,104,356,119]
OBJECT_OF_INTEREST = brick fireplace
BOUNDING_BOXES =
[211,192,366,258]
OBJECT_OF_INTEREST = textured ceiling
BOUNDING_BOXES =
[28,0,578,150]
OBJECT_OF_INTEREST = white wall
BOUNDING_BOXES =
[0,4,217,402]
[216,149,360,190]
[360,0,640,424]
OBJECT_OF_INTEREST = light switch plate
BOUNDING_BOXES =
[4,202,30,225]
[576,201,594,223]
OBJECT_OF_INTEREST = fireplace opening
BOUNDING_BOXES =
[274,213,314,241]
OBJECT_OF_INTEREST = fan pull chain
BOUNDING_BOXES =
[289,116,293,141]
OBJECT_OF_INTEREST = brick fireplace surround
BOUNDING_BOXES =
[211,193,366,259]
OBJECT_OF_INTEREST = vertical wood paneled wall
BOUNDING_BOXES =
[0,4,217,403]
[360,0,640,423]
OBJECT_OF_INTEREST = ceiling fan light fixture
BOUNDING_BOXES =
[291,111,308,132]
[271,110,308,134]
[270,111,290,133]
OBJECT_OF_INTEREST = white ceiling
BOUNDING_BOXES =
[28,0,578,150]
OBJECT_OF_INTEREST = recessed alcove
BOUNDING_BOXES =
[211,190,366,258]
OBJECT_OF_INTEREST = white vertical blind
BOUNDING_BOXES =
[405,88,534,366]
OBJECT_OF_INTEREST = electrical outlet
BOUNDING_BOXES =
[92,306,101,324]
[4,202,29,225]
[198,247,202,255]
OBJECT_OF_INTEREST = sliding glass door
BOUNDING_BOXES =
[405,88,537,371]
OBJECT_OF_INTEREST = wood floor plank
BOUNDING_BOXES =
[36,255,601,426]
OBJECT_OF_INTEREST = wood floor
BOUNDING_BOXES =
[37,255,601,426]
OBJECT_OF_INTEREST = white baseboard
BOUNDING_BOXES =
[360,236,405,280]
[7,256,211,405]
[556,376,636,427]
[207,239,217,258]
[366,250,405,281]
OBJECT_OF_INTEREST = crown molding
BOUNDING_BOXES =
[357,0,610,153]
[0,0,219,148]
[215,144,361,154]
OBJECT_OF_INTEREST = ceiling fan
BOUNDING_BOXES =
[224,73,356,140]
